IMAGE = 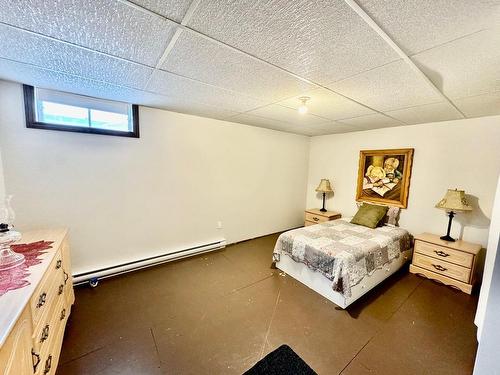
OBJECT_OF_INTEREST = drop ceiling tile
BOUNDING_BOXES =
[246,104,329,126]
[0,0,176,66]
[138,92,239,120]
[0,58,151,104]
[453,92,500,118]
[277,88,374,120]
[148,69,266,112]
[357,0,500,55]
[162,31,315,102]
[188,0,399,84]
[0,57,241,123]
[0,25,152,89]
[412,29,500,99]
[329,60,443,111]
[128,0,193,22]
[319,122,366,134]
[337,113,404,129]
[386,102,463,125]
[229,113,298,133]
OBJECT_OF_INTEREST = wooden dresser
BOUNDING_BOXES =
[0,229,74,375]
[409,233,481,294]
[304,209,341,227]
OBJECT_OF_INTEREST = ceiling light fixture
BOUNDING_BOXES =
[298,97,310,115]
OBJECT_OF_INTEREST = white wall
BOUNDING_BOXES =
[307,116,500,246]
[0,81,310,274]
[475,175,500,338]
[0,145,5,205]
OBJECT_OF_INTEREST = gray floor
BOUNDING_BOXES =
[57,233,479,374]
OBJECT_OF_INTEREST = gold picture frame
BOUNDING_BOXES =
[356,148,414,208]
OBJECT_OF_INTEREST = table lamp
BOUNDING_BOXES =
[316,179,333,212]
[435,189,472,242]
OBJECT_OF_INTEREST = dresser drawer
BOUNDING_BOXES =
[413,253,471,283]
[415,240,473,268]
[305,212,329,223]
[32,271,65,355]
[30,250,64,329]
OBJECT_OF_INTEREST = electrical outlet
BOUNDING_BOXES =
[217,221,223,229]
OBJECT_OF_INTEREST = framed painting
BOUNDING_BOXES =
[356,148,414,208]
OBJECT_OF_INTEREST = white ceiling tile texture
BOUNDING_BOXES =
[386,102,463,125]
[329,60,444,112]
[128,0,194,22]
[187,0,400,84]
[0,58,150,104]
[337,113,404,129]
[0,0,176,66]
[162,31,315,101]
[0,58,237,121]
[277,88,374,120]
[0,25,152,90]
[453,93,500,118]
[0,0,498,136]
[357,0,500,55]
[148,69,266,112]
[412,29,500,99]
[246,104,329,127]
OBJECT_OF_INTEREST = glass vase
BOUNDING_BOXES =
[0,195,25,271]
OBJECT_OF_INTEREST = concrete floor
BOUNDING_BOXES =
[56,233,479,375]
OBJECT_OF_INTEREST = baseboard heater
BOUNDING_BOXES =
[72,239,226,286]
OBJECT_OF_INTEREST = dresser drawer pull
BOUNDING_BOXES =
[313,217,319,222]
[40,324,50,343]
[64,271,69,285]
[58,284,64,295]
[60,308,66,321]
[44,355,52,374]
[36,292,47,308]
[432,264,448,272]
[434,250,450,257]
[32,349,41,372]
[56,259,62,269]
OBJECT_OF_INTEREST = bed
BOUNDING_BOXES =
[273,218,413,309]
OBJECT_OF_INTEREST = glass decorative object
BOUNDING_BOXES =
[0,195,24,271]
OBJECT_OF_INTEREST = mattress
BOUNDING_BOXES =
[273,219,412,297]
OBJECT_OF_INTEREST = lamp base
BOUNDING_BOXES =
[319,208,327,212]
[440,234,456,242]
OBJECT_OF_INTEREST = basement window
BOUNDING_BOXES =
[23,85,139,138]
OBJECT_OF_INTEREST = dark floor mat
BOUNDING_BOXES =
[244,345,317,375]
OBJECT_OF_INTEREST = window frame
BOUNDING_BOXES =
[23,85,139,138]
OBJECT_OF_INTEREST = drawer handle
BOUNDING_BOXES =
[40,324,50,343]
[36,292,47,308]
[44,354,52,374]
[432,264,448,272]
[58,284,64,295]
[56,259,62,269]
[60,308,66,321]
[64,271,69,285]
[434,250,450,257]
[32,349,40,372]
[313,217,319,221]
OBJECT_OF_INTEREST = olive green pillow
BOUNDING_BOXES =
[350,203,389,228]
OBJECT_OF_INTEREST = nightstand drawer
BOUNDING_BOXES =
[304,220,317,227]
[305,212,329,223]
[413,253,471,283]
[415,240,473,268]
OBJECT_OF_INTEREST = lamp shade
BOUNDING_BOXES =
[316,179,333,193]
[435,189,472,212]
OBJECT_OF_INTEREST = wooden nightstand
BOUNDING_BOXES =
[409,233,481,294]
[304,209,341,227]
